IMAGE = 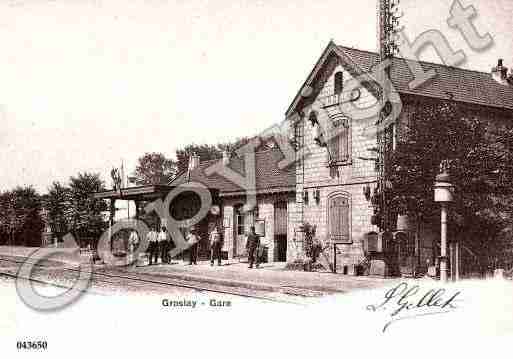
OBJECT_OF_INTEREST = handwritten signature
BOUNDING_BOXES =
[366,282,462,333]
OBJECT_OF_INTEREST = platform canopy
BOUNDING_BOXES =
[93,184,218,202]
[93,185,176,201]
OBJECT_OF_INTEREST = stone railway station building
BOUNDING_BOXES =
[96,41,513,276]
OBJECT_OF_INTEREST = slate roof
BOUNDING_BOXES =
[286,42,513,116]
[169,148,295,196]
[337,45,513,111]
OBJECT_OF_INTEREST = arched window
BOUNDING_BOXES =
[328,194,350,242]
[334,71,344,94]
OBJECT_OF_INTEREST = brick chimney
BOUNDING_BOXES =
[491,59,510,85]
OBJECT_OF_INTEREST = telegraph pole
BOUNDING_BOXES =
[375,0,401,232]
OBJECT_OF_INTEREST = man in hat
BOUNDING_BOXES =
[209,225,223,266]
[187,226,200,265]
[246,226,260,269]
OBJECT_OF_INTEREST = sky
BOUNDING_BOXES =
[0,0,512,193]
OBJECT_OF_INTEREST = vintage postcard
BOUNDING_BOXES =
[1,0,513,357]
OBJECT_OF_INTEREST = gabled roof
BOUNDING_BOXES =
[286,41,513,116]
[169,148,295,196]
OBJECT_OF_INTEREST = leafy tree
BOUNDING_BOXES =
[0,186,43,246]
[175,136,279,174]
[69,172,108,246]
[44,181,72,242]
[176,143,224,174]
[0,191,26,246]
[13,186,44,246]
[132,152,177,185]
[388,100,513,270]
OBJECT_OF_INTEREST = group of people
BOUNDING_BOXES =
[188,225,225,266]
[146,225,173,265]
[127,224,261,268]
[127,224,225,266]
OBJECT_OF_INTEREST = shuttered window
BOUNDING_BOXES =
[329,195,350,242]
[328,119,349,163]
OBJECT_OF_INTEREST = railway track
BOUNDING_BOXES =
[0,256,309,305]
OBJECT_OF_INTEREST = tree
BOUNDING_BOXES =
[13,186,44,246]
[175,144,223,174]
[44,182,72,242]
[69,172,108,246]
[175,136,279,174]
[0,191,26,246]
[132,152,177,185]
[388,100,513,270]
[0,186,43,246]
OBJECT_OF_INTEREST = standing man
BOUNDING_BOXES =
[209,226,223,266]
[187,227,199,265]
[146,225,159,265]
[246,226,260,269]
[159,226,171,264]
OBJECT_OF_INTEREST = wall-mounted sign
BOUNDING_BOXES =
[255,219,266,237]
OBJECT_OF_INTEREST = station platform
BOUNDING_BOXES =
[130,258,398,296]
[0,246,398,296]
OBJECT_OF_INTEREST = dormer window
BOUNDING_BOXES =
[334,71,344,95]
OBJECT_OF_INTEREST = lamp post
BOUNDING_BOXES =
[434,165,454,282]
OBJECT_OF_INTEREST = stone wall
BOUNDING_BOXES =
[289,53,513,272]
[221,193,295,262]
[291,61,380,267]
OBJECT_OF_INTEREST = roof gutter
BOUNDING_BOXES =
[219,186,295,198]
